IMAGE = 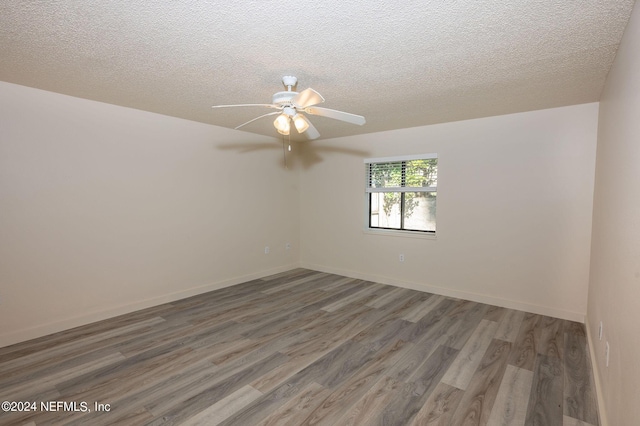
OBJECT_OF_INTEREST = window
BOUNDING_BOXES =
[365,154,437,233]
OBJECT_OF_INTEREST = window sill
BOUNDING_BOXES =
[362,228,437,240]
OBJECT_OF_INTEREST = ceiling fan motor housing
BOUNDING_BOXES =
[272,91,298,106]
[212,75,364,140]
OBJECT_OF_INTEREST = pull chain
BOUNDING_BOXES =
[282,132,292,169]
[282,134,287,169]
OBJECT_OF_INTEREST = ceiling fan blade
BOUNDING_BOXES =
[304,119,320,140]
[292,88,325,109]
[304,106,366,126]
[234,111,280,130]
[212,103,279,109]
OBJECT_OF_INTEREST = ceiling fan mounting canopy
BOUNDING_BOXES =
[281,75,297,88]
[211,75,366,140]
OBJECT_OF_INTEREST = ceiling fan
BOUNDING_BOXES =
[211,76,366,140]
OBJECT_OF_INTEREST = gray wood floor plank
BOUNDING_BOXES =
[381,287,418,308]
[261,272,332,294]
[146,351,288,426]
[181,384,263,426]
[449,339,512,426]
[334,375,403,425]
[408,344,460,397]
[238,305,325,341]
[231,290,324,325]
[300,280,374,312]
[259,268,313,281]
[410,382,465,426]
[537,316,564,359]
[0,387,61,426]
[378,290,433,322]
[298,339,412,426]
[486,364,534,426]
[299,301,374,339]
[320,284,381,312]
[55,349,211,423]
[256,381,331,426]
[0,305,174,361]
[173,291,274,320]
[64,405,154,426]
[441,319,498,390]
[215,382,302,426]
[508,313,540,371]
[563,330,599,425]
[526,354,564,426]
[484,305,507,322]
[564,320,586,337]
[319,275,366,292]
[231,339,382,425]
[375,345,459,425]
[403,298,457,343]
[0,351,125,401]
[312,342,378,389]
[0,269,600,426]
[444,302,490,350]
[210,329,305,367]
[401,294,442,322]
[0,317,165,380]
[386,337,442,382]
[168,295,272,327]
[351,317,413,352]
[366,287,408,308]
[118,318,250,357]
[251,319,370,393]
[446,299,477,321]
[55,343,196,396]
[563,415,597,426]
[495,309,526,342]
[76,359,222,426]
[217,347,349,426]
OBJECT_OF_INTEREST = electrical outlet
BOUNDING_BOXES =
[399,254,405,262]
[264,246,270,254]
[286,243,291,250]
[598,321,603,340]
[605,341,610,367]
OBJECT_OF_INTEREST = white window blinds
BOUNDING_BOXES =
[365,155,437,193]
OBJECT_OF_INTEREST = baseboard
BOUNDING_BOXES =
[0,263,299,349]
[300,262,586,323]
[585,315,608,426]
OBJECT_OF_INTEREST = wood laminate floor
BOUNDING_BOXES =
[0,269,600,425]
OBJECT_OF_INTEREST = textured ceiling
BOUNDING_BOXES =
[0,1,636,141]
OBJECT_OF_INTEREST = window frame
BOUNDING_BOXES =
[364,154,438,235]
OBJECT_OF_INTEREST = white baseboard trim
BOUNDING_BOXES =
[585,315,608,426]
[300,262,586,323]
[0,263,298,349]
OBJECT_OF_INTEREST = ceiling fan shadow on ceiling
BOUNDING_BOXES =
[211,76,366,140]
[216,139,371,170]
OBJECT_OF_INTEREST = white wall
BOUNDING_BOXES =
[0,82,299,347]
[300,103,598,321]
[588,1,640,424]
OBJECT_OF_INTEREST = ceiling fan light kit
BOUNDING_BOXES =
[293,113,310,133]
[212,76,365,140]
[274,113,291,135]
